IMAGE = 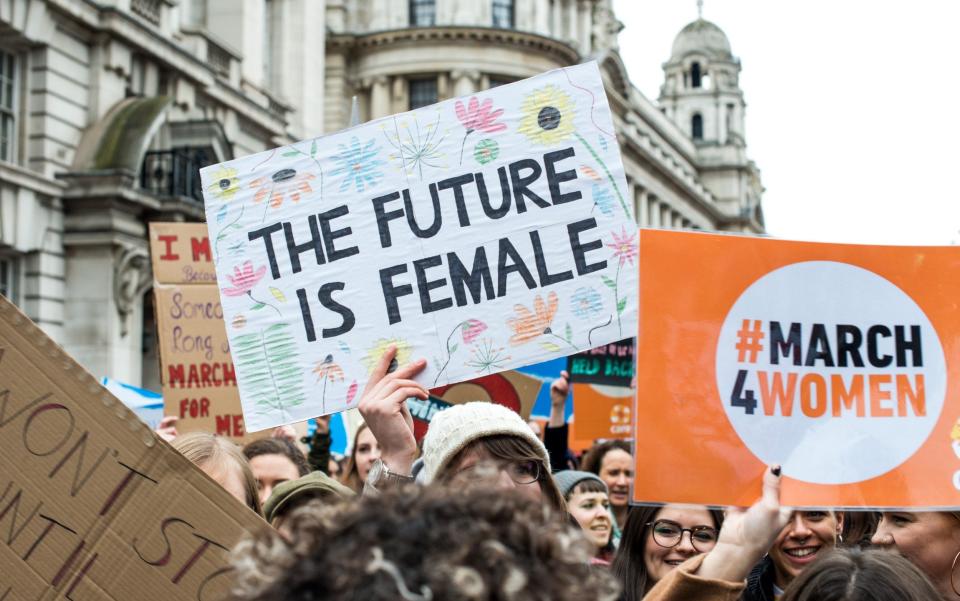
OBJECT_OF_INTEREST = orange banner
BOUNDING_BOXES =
[571,382,633,441]
[634,230,960,508]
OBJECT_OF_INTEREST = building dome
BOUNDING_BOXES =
[670,19,732,61]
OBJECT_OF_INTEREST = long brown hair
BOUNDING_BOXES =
[611,504,724,598]
[439,434,567,514]
[341,423,371,493]
[781,548,940,601]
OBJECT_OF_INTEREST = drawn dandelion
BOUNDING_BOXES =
[433,319,488,385]
[383,112,448,180]
[465,338,511,374]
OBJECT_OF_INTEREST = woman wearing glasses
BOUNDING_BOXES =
[611,504,724,599]
[358,345,566,513]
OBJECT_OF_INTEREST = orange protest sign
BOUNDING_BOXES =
[571,382,633,441]
[634,230,960,508]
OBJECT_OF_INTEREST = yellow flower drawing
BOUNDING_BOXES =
[207,166,240,201]
[517,85,575,146]
[361,337,413,374]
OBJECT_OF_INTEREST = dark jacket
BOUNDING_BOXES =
[740,556,775,601]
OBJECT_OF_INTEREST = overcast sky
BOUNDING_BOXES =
[611,1,960,245]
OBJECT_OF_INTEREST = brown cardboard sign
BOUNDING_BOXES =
[148,222,218,285]
[0,294,265,601]
[154,284,247,438]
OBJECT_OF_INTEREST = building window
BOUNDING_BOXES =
[691,113,703,140]
[0,50,16,162]
[409,78,438,110]
[409,0,436,26]
[690,62,702,88]
[492,0,514,28]
[488,77,514,89]
[0,256,18,303]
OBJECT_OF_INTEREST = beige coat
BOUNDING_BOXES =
[642,555,746,601]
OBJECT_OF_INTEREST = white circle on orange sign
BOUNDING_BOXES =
[715,261,946,485]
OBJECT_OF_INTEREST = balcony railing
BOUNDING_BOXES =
[140,147,213,204]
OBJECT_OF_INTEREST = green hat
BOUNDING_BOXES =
[263,471,355,523]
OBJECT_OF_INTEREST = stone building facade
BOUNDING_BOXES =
[0,0,763,388]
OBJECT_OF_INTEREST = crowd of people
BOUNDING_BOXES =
[159,345,960,600]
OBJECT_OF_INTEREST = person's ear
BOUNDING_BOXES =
[835,511,844,535]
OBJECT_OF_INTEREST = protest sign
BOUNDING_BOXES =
[149,223,248,439]
[200,61,637,431]
[409,370,543,440]
[634,229,960,508]
[566,338,633,387]
[0,294,265,601]
[571,382,633,441]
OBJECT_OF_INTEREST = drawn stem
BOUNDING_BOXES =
[214,203,245,265]
[548,331,578,353]
[613,260,623,337]
[588,314,614,347]
[458,129,473,165]
[575,132,629,218]
[321,376,328,414]
[257,330,287,421]
[248,291,282,317]
[433,320,469,386]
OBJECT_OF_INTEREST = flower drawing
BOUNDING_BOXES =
[249,168,316,222]
[383,112,448,180]
[222,261,266,297]
[455,96,506,164]
[433,319,489,385]
[570,287,604,319]
[465,338,511,374]
[314,354,345,413]
[607,226,639,267]
[330,136,385,193]
[518,85,575,146]
[361,338,413,375]
[207,166,240,201]
[221,261,281,317]
[507,292,558,346]
[473,139,499,165]
[592,183,615,217]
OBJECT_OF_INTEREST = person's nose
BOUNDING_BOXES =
[616,473,628,486]
[788,514,813,539]
[496,468,518,490]
[871,522,893,547]
[675,530,696,555]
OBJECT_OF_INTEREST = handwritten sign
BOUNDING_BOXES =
[149,223,249,439]
[0,294,265,600]
[567,338,633,387]
[634,229,960,508]
[200,62,638,431]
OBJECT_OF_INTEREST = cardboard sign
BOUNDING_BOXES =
[634,230,960,508]
[410,370,544,440]
[566,338,634,387]
[149,223,249,439]
[199,62,637,431]
[571,382,634,441]
[0,295,265,600]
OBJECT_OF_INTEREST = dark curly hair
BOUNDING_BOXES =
[230,486,620,601]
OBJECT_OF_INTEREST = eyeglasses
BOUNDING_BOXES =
[646,519,719,552]
[459,459,541,485]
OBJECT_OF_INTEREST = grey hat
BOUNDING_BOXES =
[553,470,608,498]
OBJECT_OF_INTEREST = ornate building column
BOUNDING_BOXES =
[370,75,391,118]
[451,69,480,97]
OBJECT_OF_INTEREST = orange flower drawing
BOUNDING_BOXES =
[507,291,558,346]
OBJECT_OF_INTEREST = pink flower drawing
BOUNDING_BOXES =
[461,319,488,344]
[455,96,506,165]
[222,261,267,296]
[606,227,639,267]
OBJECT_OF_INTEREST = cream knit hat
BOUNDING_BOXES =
[420,401,549,484]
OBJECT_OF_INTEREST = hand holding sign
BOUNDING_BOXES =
[358,345,428,476]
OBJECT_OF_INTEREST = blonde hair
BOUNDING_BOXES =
[173,432,263,516]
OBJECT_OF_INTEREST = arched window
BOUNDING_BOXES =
[690,62,702,88]
[691,114,703,140]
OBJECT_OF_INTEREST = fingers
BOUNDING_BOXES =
[560,370,569,380]
[158,415,178,429]
[761,464,782,507]
[361,345,399,397]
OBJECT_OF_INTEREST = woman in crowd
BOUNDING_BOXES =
[241,437,310,505]
[358,346,566,513]
[612,503,723,599]
[555,470,615,565]
[871,511,960,600]
[340,422,381,493]
[781,548,940,601]
[230,486,619,601]
[172,431,262,515]
[582,439,633,530]
[742,510,844,601]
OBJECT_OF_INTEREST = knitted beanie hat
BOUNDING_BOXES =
[421,401,549,484]
[262,470,355,523]
[553,470,608,499]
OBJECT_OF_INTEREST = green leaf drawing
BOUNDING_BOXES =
[540,341,562,352]
[564,322,573,343]
[601,275,617,289]
[617,298,627,314]
[232,323,306,418]
[449,343,458,354]
[251,302,266,311]
[310,139,317,157]
[282,150,300,157]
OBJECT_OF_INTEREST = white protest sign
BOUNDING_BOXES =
[201,62,638,431]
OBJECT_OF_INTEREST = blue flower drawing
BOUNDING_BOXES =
[330,136,385,192]
[570,287,604,319]
[592,183,615,217]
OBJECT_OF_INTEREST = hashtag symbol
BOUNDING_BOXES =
[735,319,765,363]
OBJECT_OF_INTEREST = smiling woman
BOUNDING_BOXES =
[871,511,960,601]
